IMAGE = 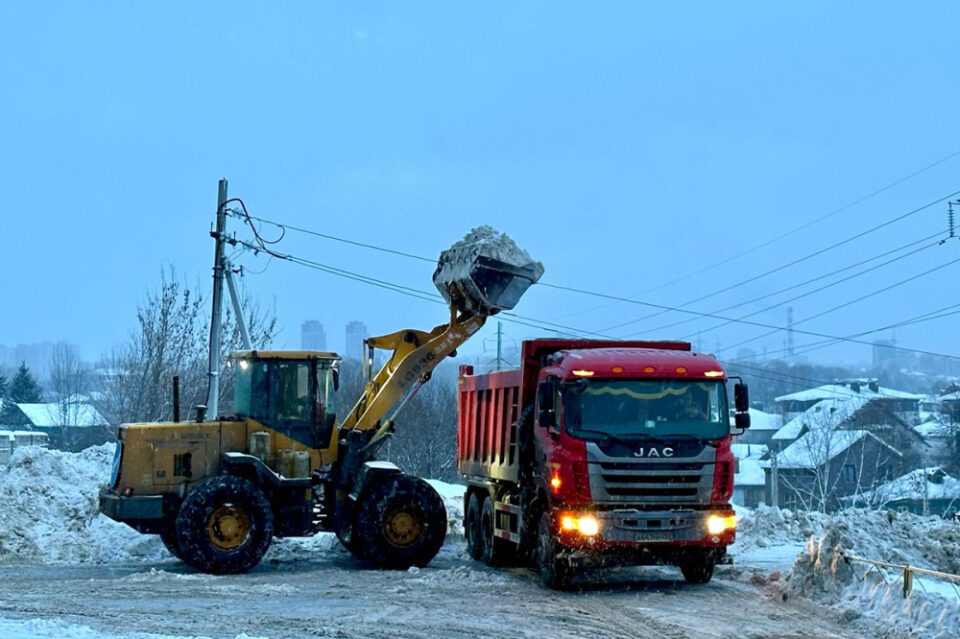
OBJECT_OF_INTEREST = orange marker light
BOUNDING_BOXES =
[643,366,656,374]
[611,366,624,374]
[675,366,688,374]
[572,369,595,377]
[561,516,577,531]
[550,475,562,492]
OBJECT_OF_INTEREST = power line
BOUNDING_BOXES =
[716,254,960,355]
[727,301,960,363]
[619,231,943,336]
[593,188,960,334]
[225,202,960,361]
[659,236,942,340]
[551,149,960,323]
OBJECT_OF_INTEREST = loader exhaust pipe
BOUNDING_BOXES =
[172,375,181,423]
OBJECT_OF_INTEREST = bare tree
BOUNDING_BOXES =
[48,342,104,449]
[96,269,275,429]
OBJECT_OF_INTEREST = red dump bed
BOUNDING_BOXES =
[457,365,522,483]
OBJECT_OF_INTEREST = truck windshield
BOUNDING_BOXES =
[562,379,728,440]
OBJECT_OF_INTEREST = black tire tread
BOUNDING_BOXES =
[175,475,273,575]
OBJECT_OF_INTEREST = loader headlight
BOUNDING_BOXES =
[707,514,737,535]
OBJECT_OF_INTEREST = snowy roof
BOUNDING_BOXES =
[16,402,107,428]
[774,384,923,403]
[914,419,958,438]
[772,396,870,441]
[939,390,960,401]
[746,408,782,431]
[851,467,960,504]
[732,443,768,486]
[772,428,899,470]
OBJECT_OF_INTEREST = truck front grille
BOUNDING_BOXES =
[586,445,716,505]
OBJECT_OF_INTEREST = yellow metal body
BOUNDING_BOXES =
[341,304,485,433]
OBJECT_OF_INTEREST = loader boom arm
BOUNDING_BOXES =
[339,303,486,434]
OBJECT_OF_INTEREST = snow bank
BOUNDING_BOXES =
[0,444,466,566]
[735,505,960,638]
[0,444,164,565]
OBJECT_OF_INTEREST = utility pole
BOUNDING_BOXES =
[206,179,229,419]
[496,321,503,371]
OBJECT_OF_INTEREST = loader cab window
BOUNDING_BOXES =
[233,357,338,449]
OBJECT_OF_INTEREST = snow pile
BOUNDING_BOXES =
[0,616,267,639]
[742,507,960,639]
[0,444,164,565]
[433,225,544,314]
[0,444,467,566]
[735,504,826,549]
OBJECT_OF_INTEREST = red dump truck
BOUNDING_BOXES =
[457,339,750,588]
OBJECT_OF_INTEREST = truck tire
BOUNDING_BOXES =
[537,512,572,590]
[465,492,483,560]
[680,561,714,584]
[159,526,183,560]
[481,496,513,566]
[353,474,446,569]
[175,475,274,575]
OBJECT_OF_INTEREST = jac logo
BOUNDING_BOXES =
[633,447,675,458]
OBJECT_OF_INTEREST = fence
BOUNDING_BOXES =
[842,553,960,600]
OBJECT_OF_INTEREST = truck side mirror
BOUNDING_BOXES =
[537,379,557,432]
[735,411,751,430]
[734,382,749,413]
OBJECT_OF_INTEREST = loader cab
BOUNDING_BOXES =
[231,351,341,450]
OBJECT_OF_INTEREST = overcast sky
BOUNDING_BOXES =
[2,2,960,369]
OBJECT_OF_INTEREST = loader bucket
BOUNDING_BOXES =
[433,226,544,315]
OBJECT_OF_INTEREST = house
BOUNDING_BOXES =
[774,380,922,425]
[734,408,783,447]
[732,443,767,508]
[762,395,927,511]
[845,467,960,519]
[4,401,110,451]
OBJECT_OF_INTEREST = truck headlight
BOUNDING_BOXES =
[560,513,600,536]
[707,514,737,535]
[577,515,599,536]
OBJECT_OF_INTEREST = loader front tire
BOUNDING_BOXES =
[175,475,273,575]
[353,474,446,569]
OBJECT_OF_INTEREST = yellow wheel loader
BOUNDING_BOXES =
[99,181,543,574]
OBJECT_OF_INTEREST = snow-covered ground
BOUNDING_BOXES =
[1,444,958,638]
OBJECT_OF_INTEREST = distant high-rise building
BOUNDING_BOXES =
[345,321,368,362]
[301,320,327,351]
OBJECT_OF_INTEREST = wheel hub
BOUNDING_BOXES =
[383,506,423,548]
[206,504,251,550]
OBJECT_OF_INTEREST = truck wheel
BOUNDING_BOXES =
[537,512,572,590]
[354,474,446,569]
[465,492,483,560]
[175,475,273,575]
[159,526,183,560]
[680,562,715,584]
[481,497,513,566]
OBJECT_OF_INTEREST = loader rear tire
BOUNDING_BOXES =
[175,475,273,575]
[465,492,483,560]
[353,474,446,569]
